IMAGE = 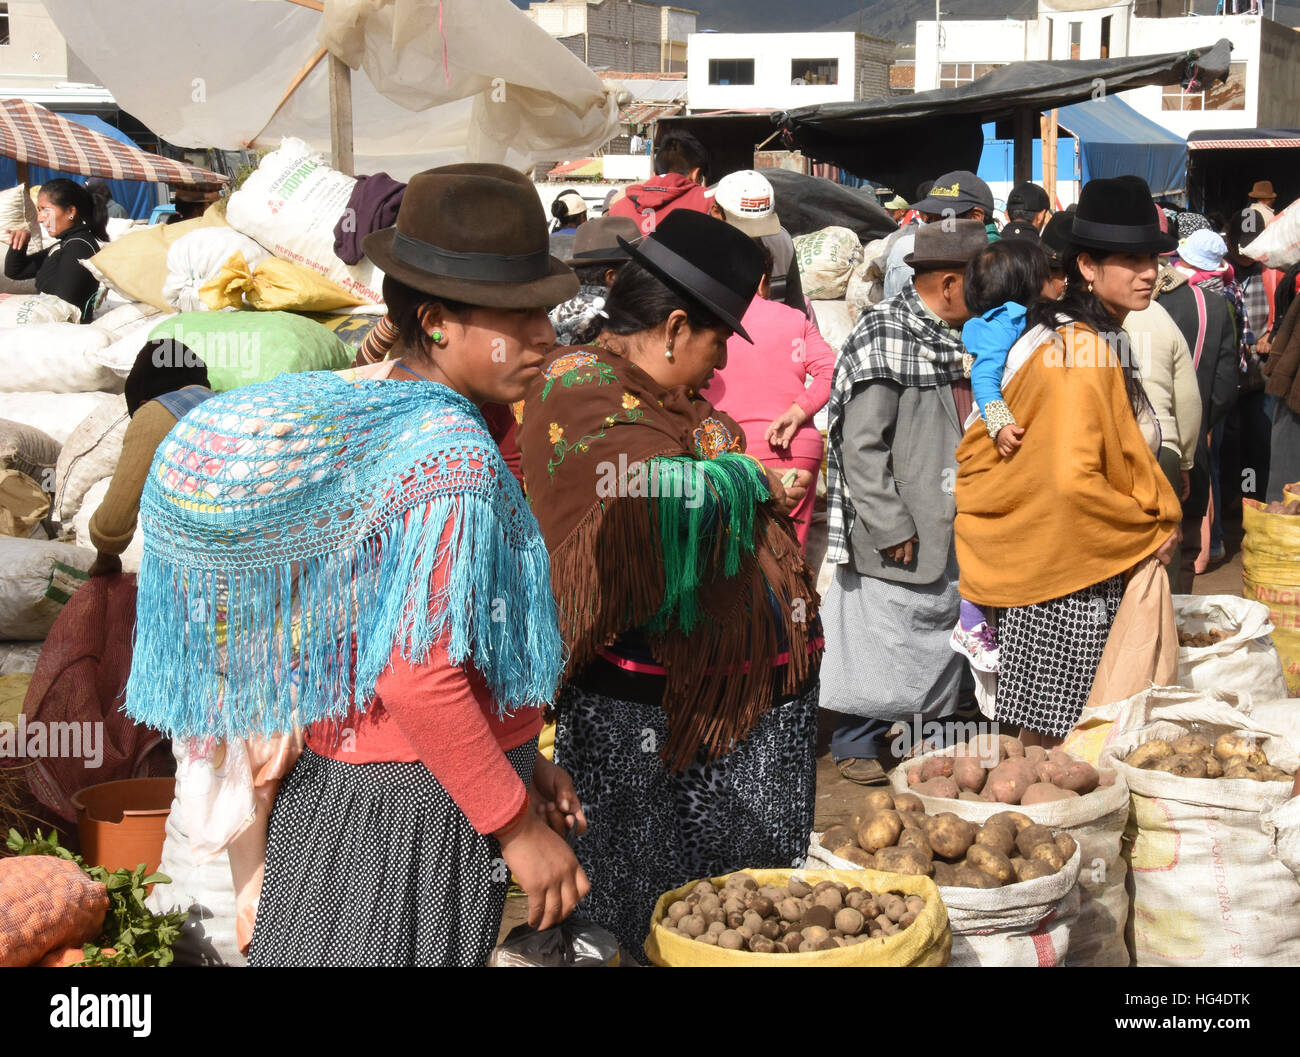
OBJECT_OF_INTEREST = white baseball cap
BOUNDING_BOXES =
[705,169,780,237]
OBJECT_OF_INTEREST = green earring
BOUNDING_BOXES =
[429,329,444,343]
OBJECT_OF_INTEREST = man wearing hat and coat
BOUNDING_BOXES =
[548,215,640,346]
[1247,180,1278,226]
[819,220,986,784]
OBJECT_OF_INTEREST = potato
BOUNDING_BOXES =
[814,887,843,913]
[966,843,1015,884]
[679,914,706,937]
[1022,782,1080,804]
[952,754,988,794]
[952,865,1001,889]
[874,846,933,876]
[919,756,955,781]
[748,935,776,954]
[893,792,924,813]
[958,790,986,801]
[974,824,1016,858]
[718,928,745,949]
[835,907,865,935]
[836,846,876,869]
[1034,758,1069,785]
[1029,842,1066,870]
[801,905,834,931]
[898,808,927,832]
[1204,756,1223,778]
[1055,832,1078,860]
[906,768,922,787]
[1172,733,1214,757]
[1024,744,1047,763]
[821,825,859,853]
[801,925,830,946]
[857,809,904,853]
[926,812,976,859]
[788,879,812,898]
[1223,757,1257,780]
[1125,740,1174,769]
[1015,859,1056,882]
[1215,733,1261,762]
[931,861,958,886]
[1015,824,1056,857]
[986,758,1039,804]
[1255,765,1292,783]
[1097,768,1118,787]
[1055,761,1100,795]
[912,777,960,799]
[778,898,804,921]
[698,931,719,945]
[1151,753,1209,778]
[1000,734,1026,758]
[897,827,934,861]
[987,810,1033,834]
[667,900,690,922]
[861,788,896,814]
[879,894,907,923]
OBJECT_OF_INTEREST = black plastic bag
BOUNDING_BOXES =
[488,916,621,967]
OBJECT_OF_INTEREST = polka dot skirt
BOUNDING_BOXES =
[248,741,536,967]
[995,575,1124,738]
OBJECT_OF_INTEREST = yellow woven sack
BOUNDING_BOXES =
[1241,498,1300,694]
[201,253,364,313]
[0,671,32,727]
[644,868,950,967]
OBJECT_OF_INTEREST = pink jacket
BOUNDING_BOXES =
[702,296,835,464]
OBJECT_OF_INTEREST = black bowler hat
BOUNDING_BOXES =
[1040,212,1074,268]
[617,210,764,343]
[1069,175,1178,255]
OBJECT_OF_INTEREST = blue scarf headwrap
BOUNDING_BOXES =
[125,371,564,739]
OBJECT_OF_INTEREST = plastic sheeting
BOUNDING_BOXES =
[41,0,620,180]
[1056,96,1186,197]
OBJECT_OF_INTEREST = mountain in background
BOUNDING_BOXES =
[513,0,1300,45]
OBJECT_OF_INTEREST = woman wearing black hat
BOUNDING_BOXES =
[955,175,1182,745]
[517,210,822,959]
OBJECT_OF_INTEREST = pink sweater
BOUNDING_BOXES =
[702,296,834,464]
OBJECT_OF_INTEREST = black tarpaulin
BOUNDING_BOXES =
[775,39,1232,193]
[759,167,898,241]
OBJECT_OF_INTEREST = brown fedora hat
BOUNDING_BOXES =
[363,163,578,309]
[1249,180,1276,200]
[565,216,642,266]
[903,218,988,270]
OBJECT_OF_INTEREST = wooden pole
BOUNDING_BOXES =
[1013,107,1034,185]
[15,160,27,187]
[1043,108,1058,206]
[328,53,355,177]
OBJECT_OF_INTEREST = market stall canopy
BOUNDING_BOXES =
[775,39,1231,192]
[0,99,226,189]
[1187,128,1300,150]
[1056,96,1186,197]
[41,0,621,180]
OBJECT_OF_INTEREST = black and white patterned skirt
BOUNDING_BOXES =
[553,681,819,961]
[995,576,1124,738]
[248,741,536,968]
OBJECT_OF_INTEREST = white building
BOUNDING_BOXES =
[911,2,1300,138]
[526,0,697,74]
[687,31,896,112]
[0,0,112,107]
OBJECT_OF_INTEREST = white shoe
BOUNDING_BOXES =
[951,621,999,673]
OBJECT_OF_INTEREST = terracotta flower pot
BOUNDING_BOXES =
[71,777,175,876]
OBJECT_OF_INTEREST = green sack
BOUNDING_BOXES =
[147,311,353,392]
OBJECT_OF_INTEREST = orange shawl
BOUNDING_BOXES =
[955,323,1181,608]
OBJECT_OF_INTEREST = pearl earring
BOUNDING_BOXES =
[665,344,674,361]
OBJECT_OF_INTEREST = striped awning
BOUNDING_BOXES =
[0,98,227,188]
[1187,136,1300,150]
[618,102,684,126]
[546,157,602,179]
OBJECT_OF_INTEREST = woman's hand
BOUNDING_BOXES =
[87,552,121,578]
[995,424,1025,458]
[1153,528,1181,567]
[883,535,918,566]
[1180,469,1191,501]
[496,809,591,930]
[765,403,808,451]
[7,228,29,252]
[781,469,813,513]
[530,754,587,837]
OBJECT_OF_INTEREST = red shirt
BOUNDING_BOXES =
[608,172,710,230]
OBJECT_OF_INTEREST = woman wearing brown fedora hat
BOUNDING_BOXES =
[955,175,1182,746]
[516,210,822,960]
[127,163,593,968]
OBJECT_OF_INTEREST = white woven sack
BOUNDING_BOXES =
[808,832,1082,966]
[0,391,120,446]
[0,537,94,640]
[809,299,854,357]
[161,228,270,313]
[1242,205,1300,270]
[1103,685,1300,966]
[1173,594,1287,701]
[0,293,79,327]
[74,476,143,573]
[0,640,43,674]
[52,396,128,526]
[225,137,383,305]
[0,416,60,489]
[0,322,120,394]
[891,747,1131,966]
[91,301,164,341]
[793,226,861,300]
[0,183,45,254]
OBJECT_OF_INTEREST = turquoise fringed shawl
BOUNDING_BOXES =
[125,371,564,739]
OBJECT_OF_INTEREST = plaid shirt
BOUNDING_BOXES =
[824,282,967,566]
[1238,266,1269,347]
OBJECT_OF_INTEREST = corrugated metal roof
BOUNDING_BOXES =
[619,102,683,125]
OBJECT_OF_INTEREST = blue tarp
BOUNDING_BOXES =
[1056,96,1186,196]
[0,113,155,219]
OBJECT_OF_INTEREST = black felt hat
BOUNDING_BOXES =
[617,210,764,343]
[1040,211,1074,268]
[1068,175,1178,255]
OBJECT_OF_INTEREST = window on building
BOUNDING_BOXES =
[938,62,1005,90]
[1100,15,1111,59]
[1069,21,1082,60]
[1162,60,1247,111]
[791,58,839,86]
[0,4,10,47]
[708,58,754,86]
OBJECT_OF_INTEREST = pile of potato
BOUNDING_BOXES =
[1178,628,1230,648]
[659,874,927,953]
[1123,732,1294,783]
[905,733,1115,805]
[820,788,1076,888]
[1262,499,1300,515]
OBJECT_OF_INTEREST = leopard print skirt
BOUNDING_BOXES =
[554,681,819,962]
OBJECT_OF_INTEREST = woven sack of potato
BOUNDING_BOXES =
[1241,499,1300,695]
[808,831,1081,967]
[891,738,1129,967]
[1173,594,1287,700]
[1103,686,1300,966]
[643,868,950,967]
